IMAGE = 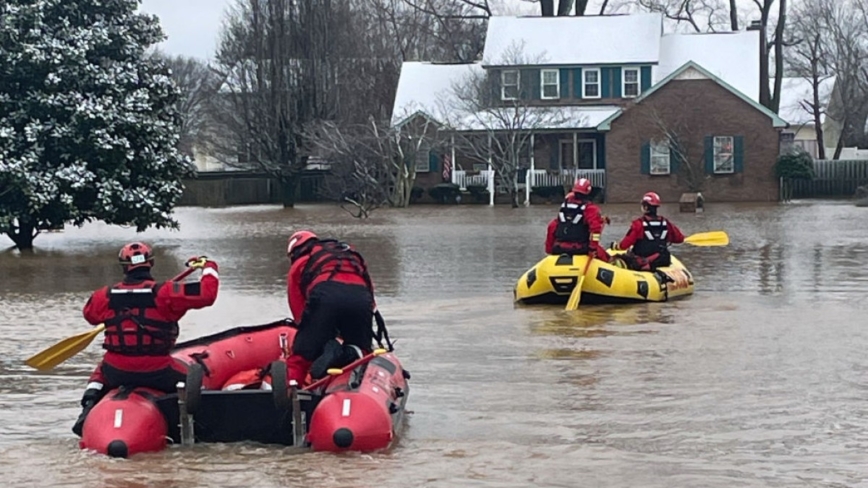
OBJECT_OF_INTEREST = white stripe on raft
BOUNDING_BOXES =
[202,268,219,279]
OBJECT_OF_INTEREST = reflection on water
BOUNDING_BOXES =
[2,201,868,487]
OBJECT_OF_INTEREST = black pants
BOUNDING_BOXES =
[623,251,671,271]
[101,361,188,394]
[292,281,374,362]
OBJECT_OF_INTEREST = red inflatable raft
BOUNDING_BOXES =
[77,319,410,458]
[79,320,296,457]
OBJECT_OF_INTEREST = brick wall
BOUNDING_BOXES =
[605,77,781,203]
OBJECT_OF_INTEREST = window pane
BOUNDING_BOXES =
[624,70,638,83]
[543,70,558,83]
[504,71,518,84]
[624,84,639,97]
[584,70,598,83]
[503,85,518,99]
[585,85,599,97]
[650,156,670,175]
[713,136,734,173]
[543,85,559,98]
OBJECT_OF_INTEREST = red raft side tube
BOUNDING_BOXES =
[306,351,410,452]
[79,319,297,458]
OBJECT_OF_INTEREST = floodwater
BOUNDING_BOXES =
[2,200,868,487]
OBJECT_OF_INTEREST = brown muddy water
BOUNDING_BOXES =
[1,201,868,487]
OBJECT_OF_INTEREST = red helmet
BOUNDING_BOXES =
[118,242,153,271]
[287,230,317,258]
[572,178,592,195]
[642,191,662,207]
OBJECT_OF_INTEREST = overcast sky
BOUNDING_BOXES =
[139,0,768,61]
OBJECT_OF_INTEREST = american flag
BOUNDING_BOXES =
[442,153,452,182]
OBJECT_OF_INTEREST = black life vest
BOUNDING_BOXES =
[103,281,179,356]
[553,200,590,253]
[632,216,670,258]
[298,239,374,298]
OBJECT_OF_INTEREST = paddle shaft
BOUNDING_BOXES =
[565,254,594,311]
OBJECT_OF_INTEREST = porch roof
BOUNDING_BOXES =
[597,60,789,130]
[447,105,621,133]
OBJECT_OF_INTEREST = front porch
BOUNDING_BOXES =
[447,131,608,204]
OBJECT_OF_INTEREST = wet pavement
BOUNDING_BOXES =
[1,201,867,487]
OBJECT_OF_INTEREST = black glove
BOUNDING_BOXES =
[81,387,103,408]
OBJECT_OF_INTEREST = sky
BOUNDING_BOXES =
[139,0,772,61]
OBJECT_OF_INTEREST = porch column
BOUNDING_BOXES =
[526,133,535,206]
[572,132,578,185]
[487,133,494,206]
[450,134,456,185]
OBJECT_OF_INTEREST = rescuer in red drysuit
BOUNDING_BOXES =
[284,231,392,385]
[545,177,609,262]
[71,242,219,436]
[612,191,685,271]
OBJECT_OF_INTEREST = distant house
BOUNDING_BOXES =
[391,13,789,203]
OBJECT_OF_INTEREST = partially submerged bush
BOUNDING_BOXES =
[775,149,815,180]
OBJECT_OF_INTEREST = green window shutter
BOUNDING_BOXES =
[559,69,570,98]
[704,136,714,174]
[601,68,611,98]
[641,141,651,174]
[520,69,540,100]
[733,135,745,173]
[428,151,438,172]
[612,68,622,98]
[640,66,652,92]
[492,71,503,101]
[669,142,679,174]
[573,68,582,99]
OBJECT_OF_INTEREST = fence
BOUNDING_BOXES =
[780,159,868,201]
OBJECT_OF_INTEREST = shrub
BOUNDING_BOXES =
[775,149,815,180]
[428,183,461,203]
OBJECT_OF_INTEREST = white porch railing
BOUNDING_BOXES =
[526,169,606,189]
[453,170,494,191]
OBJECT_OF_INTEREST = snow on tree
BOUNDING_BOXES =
[0,0,193,251]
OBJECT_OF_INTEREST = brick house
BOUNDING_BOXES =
[391,13,789,203]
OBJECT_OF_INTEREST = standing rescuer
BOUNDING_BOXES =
[613,191,685,271]
[284,231,392,386]
[72,242,219,436]
[545,178,609,263]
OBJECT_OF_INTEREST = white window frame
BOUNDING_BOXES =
[501,69,519,101]
[713,136,735,174]
[622,67,640,98]
[415,147,430,173]
[650,140,670,175]
[582,68,601,99]
[540,69,560,99]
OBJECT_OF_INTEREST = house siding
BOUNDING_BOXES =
[605,78,781,203]
[492,65,653,106]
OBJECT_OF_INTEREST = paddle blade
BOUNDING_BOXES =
[25,324,105,371]
[684,231,729,247]
[565,275,585,311]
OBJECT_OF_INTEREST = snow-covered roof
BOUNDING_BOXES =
[454,106,622,131]
[482,13,663,66]
[778,76,836,126]
[390,62,484,127]
[657,31,760,102]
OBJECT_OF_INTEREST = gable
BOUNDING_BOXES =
[597,61,787,130]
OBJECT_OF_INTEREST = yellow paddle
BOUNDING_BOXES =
[25,263,204,371]
[682,231,729,247]
[565,255,594,311]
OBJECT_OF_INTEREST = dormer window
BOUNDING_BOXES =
[583,68,600,99]
[502,70,519,100]
[541,69,560,99]
[623,67,640,98]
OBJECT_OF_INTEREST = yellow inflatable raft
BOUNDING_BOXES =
[514,251,694,305]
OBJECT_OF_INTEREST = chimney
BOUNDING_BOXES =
[747,20,762,31]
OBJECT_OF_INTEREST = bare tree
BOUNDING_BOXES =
[786,2,833,159]
[204,0,354,206]
[151,52,224,159]
[440,43,571,207]
[306,115,444,216]
[806,0,868,157]
[400,0,489,61]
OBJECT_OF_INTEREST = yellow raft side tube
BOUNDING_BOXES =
[514,250,694,305]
